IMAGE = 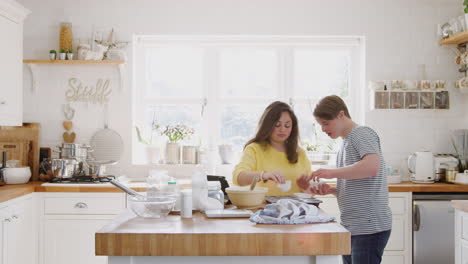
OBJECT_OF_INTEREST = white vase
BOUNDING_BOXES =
[49,53,56,60]
[182,146,197,164]
[165,142,180,164]
[59,53,66,60]
[146,145,162,164]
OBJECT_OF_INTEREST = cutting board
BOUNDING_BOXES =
[0,123,40,181]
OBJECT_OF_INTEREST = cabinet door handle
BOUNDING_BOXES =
[74,202,88,209]
[4,218,11,222]
[11,215,18,220]
[0,101,6,105]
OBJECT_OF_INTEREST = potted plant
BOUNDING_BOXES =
[136,124,163,164]
[59,48,66,60]
[302,124,335,164]
[66,48,74,60]
[49,50,56,60]
[160,124,194,164]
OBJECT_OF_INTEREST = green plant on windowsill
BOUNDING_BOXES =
[160,124,194,143]
[464,0,468,13]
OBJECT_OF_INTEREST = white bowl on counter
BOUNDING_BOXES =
[388,175,402,184]
[3,167,31,184]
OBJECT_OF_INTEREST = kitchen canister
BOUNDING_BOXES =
[181,189,193,218]
[59,22,73,53]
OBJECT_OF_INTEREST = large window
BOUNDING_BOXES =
[133,36,364,164]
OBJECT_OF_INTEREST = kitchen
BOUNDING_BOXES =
[1,0,468,263]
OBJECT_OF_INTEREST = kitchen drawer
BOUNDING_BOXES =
[44,196,125,215]
[463,215,468,241]
[388,197,406,215]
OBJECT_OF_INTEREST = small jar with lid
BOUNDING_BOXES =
[207,181,224,209]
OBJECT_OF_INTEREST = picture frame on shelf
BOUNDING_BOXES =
[374,91,389,109]
[435,91,450,109]
[405,92,419,109]
[420,92,434,109]
[390,92,404,109]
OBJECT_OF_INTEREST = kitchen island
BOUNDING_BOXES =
[95,211,350,264]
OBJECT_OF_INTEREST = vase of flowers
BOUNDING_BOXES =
[160,124,194,164]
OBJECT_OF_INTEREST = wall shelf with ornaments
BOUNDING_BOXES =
[23,59,126,93]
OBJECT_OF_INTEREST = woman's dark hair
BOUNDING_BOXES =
[313,95,351,120]
[245,101,299,164]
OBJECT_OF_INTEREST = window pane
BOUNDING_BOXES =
[143,104,202,144]
[294,49,350,99]
[145,47,203,98]
[219,48,277,98]
[220,105,266,152]
[294,103,341,153]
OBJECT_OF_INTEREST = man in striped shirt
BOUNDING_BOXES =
[297,95,392,264]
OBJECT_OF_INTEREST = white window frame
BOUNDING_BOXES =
[132,35,365,165]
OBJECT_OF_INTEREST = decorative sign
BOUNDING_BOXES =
[65,78,112,104]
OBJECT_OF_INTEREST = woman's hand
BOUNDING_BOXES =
[296,174,313,191]
[307,183,336,195]
[263,170,286,184]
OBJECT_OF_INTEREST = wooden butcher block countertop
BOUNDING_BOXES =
[0,181,467,204]
[95,211,350,256]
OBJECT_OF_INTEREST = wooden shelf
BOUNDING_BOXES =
[23,59,126,93]
[23,59,125,64]
[439,31,468,45]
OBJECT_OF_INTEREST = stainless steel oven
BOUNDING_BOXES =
[413,193,468,264]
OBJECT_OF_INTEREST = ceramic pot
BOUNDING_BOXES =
[165,142,180,164]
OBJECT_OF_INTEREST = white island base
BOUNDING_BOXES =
[109,255,340,264]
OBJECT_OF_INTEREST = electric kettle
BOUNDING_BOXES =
[408,151,435,183]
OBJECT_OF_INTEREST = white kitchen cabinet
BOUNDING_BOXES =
[40,193,126,264]
[0,0,29,126]
[317,192,412,264]
[455,209,468,264]
[0,193,37,264]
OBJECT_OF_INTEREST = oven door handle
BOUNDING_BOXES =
[413,202,421,231]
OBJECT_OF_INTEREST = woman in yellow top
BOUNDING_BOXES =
[232,101,311,196]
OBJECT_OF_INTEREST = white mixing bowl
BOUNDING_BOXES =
[3,167,31,184]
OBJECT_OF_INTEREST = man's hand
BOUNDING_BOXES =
[311,168,336,181]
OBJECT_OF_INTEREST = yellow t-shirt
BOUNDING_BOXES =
[232,142,312,196]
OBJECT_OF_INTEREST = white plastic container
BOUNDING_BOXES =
[181,189,193,218]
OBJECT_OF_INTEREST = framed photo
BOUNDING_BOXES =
[420,92,434,109]
[435,91,449,109]
[405,92,419,109]
[390,92,404,109]
[375,91,390,109]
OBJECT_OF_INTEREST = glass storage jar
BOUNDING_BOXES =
[59,22,73,52]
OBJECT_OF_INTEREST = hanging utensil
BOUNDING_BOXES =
[89,103,124,162]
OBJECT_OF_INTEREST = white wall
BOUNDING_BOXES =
[18,0,467,179]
